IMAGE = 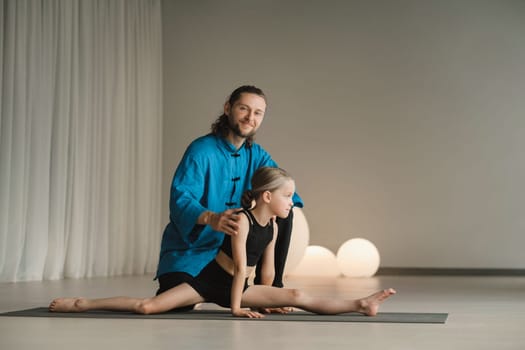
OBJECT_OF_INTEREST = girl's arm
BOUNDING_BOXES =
[230,215,263,318]
[257,221,293,315]
[259,221,278,286]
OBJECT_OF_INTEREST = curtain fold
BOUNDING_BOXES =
[0,0,163,282]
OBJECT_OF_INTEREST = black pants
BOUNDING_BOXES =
[254,208,294,288]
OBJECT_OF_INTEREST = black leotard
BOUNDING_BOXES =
[220,209,274,266]
[186,209,274,307]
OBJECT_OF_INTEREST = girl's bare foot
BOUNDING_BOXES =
[357,288,396,316]
[48,298,88,312]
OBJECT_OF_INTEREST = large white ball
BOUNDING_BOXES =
[336,238,380,277]
[284,208,310,275]
[288,245,340,277]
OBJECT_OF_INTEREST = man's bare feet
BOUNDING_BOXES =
[48,298,88,312]
[357,288,396,316]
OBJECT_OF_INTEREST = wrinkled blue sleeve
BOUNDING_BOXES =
[169,155,207,243]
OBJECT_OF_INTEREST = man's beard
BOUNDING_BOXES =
[229,120,256,139]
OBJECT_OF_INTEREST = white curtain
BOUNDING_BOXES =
[0,0,163,281]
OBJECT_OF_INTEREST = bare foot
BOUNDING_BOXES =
[357,288,396,316]
[48,298,88,312]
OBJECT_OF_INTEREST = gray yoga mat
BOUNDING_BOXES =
[0,307,447,324]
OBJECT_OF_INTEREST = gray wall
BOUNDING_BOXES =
[162,0,525,269]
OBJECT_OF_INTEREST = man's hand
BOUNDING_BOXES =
[208,209,241,236]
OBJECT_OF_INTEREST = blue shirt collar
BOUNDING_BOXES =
[216,135,246,153]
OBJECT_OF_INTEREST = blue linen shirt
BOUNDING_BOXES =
[156,134,303,278]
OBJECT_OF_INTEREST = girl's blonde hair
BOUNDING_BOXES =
[241,167,293,209]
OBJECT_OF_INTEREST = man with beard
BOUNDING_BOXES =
[156,85,303,311]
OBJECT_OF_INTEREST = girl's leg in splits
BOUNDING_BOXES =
[241,286,396,316]
[49,283,205,315]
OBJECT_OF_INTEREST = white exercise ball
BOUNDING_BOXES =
[336,238,380,277]
[283,208,310,275]
[288,245,340,277]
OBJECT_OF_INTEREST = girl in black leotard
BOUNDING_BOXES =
[49,167,396,318]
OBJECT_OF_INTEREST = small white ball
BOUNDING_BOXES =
[288,245,340,277]
[336,238,380,277]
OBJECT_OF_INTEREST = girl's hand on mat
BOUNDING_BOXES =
[232,308,265,318]
[259,307,293,314]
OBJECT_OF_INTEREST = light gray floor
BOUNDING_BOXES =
[0,274,524,350]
